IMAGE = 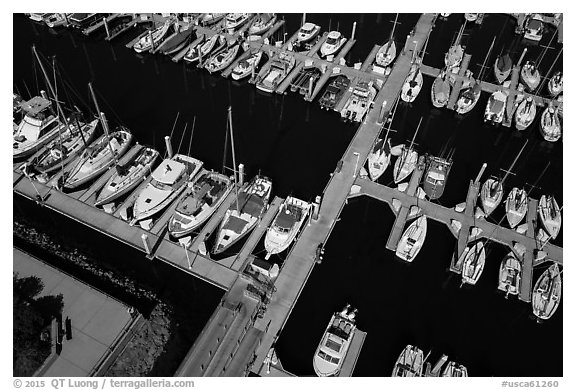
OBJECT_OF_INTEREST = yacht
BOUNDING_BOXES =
[375,39,396,68]
[264,196,311,259]
[62,129,133,190]
[367,138,391,181]
[248,13,276,36]
[205,44,240,73]
[396,215,427,262]
[539,104,561,142]
[532,263,562,321]
[296,22,321,45]
[498,252,522,297]
[461,241,486,286]
[524,14,545,42]
[431,70,451,108]
[231,51,263,81]
[480,178,503,216]
[256,52,295,93]
[320,31,347,58]
[442,361,468,377]
[199,13,225,26]
[133,21,171,53]
[168,171,232,238]
[538,195,561,240]
[484,89,508,125]
[13,96,62,159]
[401,64,423,103]
[95,147,159,206]
[213,175,272,254]
[225,13,251,33]
[133,154,203,224]
[493,53,512,84]
[515,96,536,130]
[392,345,424,377]
[505,187,527,228]
[340,80,377,123]
[422,154,452,200]
[313,305,357,377]
[547,71,563,97]
[520,61,540,91]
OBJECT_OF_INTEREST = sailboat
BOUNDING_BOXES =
[392,345,424,377]
[498,252,522,297]
[183,34,221,63]
[133,20,171,53]
[231,51,263,81]
[547,71,563,97]
[445,23,465,70]
[480,178,503,217]
[396,215,427,262]
[493,52,512,84]
[539,103,561,142]
[514,96,536,130]
[431,69,451,108]
[264,196,311,259]
[504,187,528,228]
[422,153,453,200]
[461,241,486,286]
[205,44,240,73]
[393,118,422,184]
[320,31,347,58]
[401,63,423,103]
[520,60,540,91]
[94,147,159,206]
[367,138,392,182]
[442,361,468,377]
[532,263,562,321]
[375,13,398,67]
[248,13,277,36]
[313,305,357,377]
[484,89,508,125]
[156,26,195,56]
[538,195,561,240]
[167,171,233,238]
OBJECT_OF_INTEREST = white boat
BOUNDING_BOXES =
[498,252,522,297]
[524,14,545,42]
[13,96,62,159]
[480,178,503,216]
[184,34,221,63]
[133,154,203,223]
[455,83,481,114]
[396,215,427,262]
[445,24,465,69]
[422,154,452,200]
[539,104,561,142]
[505,187,527,228]
[256,52,295,93]
[95,147,159,206]
[296,22,321,44]
[30,118,99,175]
[461,241,486,286]
[340,80,377,122]
[401,64,423,103]
[62,129,133,190]
[392,345,424,377]
[493,53,512,84]
[464,13,479,22]
[520,61,540,91]
[225,13,251,33]
[532,263,562,320]
[514,96,536,130]
[248,13,276,36]
[205,44,240,73]
[393,146,418,184]
[538,195,561,240]
[133,21,171,53]
[367,138,391,181]
[264,196,310,259]
[213,175,272,254]
[375,39,396,68]
[44,13,69,28]
[484,89,508,125]
[320,31,347,58]
[313,305,357,377]
[431,70,451,108]
[199,13,225,26]
[168,171,233,238]
[442,361,468,377]
[231,51,263,81]
[547,71,563,97]
[29,13,49,22]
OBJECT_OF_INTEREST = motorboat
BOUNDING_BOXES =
[375,39,396,68]
[393,145,418,184]
[29,13,49,22]
[44,13,69,28]
[461,241,486,286]
[184,34,222,63]
[431,70,451,108]
[340,80,377,123]
[61,129,132,190]
[422,154,452,200]
[13,96,62,159]
[296,22,321,44]
[396,215,427,262]
[320,31,347,58]
[391,345,424,377]
[132,154,203,224]
[520,61,540,91]
[68,13,99,29]
[225,13,251,33]
[515,96,536,130]
[493,53,512,84]
[313,305,357,377]
[213,175,272,254]
[400,64,423,103]
[95,147,159,206]
[133,21,171,53]
[256,52,296,93]
[264,196,311,259]
[464,13,478,22]
[504,187,527,228]
[442,361,468,377]
[29,118,99,175]
[480,178,503,216]
[318,75,350,110]
[539,104,561,142]
[205,44,240,73]
[538,195,561,240]
[199,13,225,26]
[524,14,545,42]
[231,51,263,81]
[367,138,391,181]
[455,83,481,114]
[168,171,233,238]
[498,252,522,297]
[248,13,276,36]
[484,89,508,125]
[532,263,562,320]
[547,71,563,97]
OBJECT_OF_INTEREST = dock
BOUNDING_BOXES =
[446,53,472,110]
[502,66,520,127]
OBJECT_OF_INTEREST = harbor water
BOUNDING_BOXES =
[13,13,562,376]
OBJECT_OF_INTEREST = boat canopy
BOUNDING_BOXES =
[300,23,317,34]
[276,204,303,230]
[226,215,249,234]
[151,158,186,185]
[21,96,52,116]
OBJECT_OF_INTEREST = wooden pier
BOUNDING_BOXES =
[502,66,520,127]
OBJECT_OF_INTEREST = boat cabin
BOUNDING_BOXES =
[325,31,342,46]
[150,158,186,188]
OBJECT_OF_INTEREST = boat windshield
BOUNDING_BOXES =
[150,179,173,191]
[318,350,340,364]
[326,37,339,45]
[325,337,342,353]
[300,26,313,34]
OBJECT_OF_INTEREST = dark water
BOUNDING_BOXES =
[14,13,562,377]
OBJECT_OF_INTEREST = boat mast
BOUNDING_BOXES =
[536,47,563,95]
[228,106,240,212]
[478,36,496,82]
[384,13,399,56]
[382,96,400,143]
[526,161,550,197]
[501,139,529,185]
[535,28,558,68]
[88,82,118,168]
[408,117,423,153]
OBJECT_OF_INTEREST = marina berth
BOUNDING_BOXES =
[320,31,347,58]
[498,252,522,297]
[395,215,427,262]
[537,195,561,240]
[461,241,486,286]
[532,263,562,321]
[504,187,527,228]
